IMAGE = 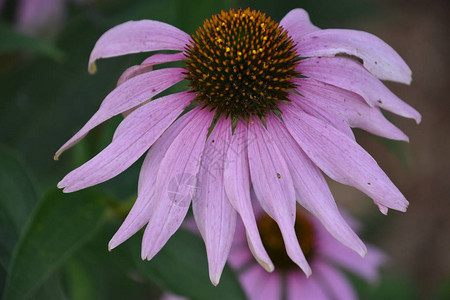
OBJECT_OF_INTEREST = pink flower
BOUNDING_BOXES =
[56,8,419,285]
[13,0,90,36]
[15,0,66,36]
[228,208,387,300]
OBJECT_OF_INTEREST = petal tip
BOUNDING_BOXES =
[415,113,422,124]
[108,240,117,252]
[89,62,98,74]
[57,181,64,189]
[261,261,275,273]
[304,267,312,278]
[359,246,368,258]
[140,250,147,261]
[210,274,221,286]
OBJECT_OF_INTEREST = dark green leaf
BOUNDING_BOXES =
[0,23,64,60]
[31,273,69,300]
[0,147,39,236]
[0,147,38,273]
[350,272,418,300]
[2,189,106,300]
[126,229,246,300]
[64,258,98,300]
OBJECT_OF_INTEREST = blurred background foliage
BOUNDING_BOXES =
[0,0,449,299]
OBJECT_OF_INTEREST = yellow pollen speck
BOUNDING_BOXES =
[250,121,254,124]
[277,173,281,179]
[184,8,300,119]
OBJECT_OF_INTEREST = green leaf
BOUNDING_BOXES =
[0,147,39,236]
[2,189,107,300]
[0,147,39,273]
[350,272,419,300]
[125,229,246,300]
[31,273,69,300]
[64,258,98,300]
[0,23,64,60]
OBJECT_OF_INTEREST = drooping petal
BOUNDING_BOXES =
[224,121,274,272]
[142,52,186,65]
[318,230,388,282]
[141,108,213,260]
[283,106,409,212]
[296,29,412,84]
[279,9,320,41]
[55,68,185,159]
[266,115,366,256]
[228,241,254,270]
[287,271,328,300]
[247,119,312,276]
[109,111,196,250]
[291,93,355,140]
[314,261,357,300]
[294,78,409,141]
[297,57,421,123]
[117,52,186,86]
[192,118,237,285]
[240,266,282,300]
[58,91,193,192]
[88,20,190,73]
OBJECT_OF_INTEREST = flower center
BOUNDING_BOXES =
[184,8,300,119]
[258,211,315,271]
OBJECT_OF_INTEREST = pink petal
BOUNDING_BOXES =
[57,91,192,192]
[15,0,65,36]
[266,115,366,257]
[108,111,196,250]
[318,232,387,282]
[314,261,357,300]
[228,239,253,269]
[192,118,237,285]
[294,78,409,141]
[117,52,185,86]
[142,52,186,65]
[297,57,421,123]
[280,9,320,42]
[296,29,412,84]
[241,266,282,300]
[160,293,186,300]
[283,106,409,212]
[256,271,282,300]
[291,93,355,140]
[55,68,185,159]
[247,119,312,276]
[88,20,189,73]
[287,271,328,300]
[141,108,213,260]
[224,121,274,272]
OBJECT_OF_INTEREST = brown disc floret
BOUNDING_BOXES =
[184,8,300,119]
